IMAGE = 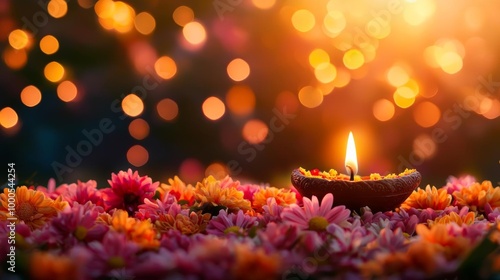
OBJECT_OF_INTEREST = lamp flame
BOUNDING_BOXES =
[345,131,358,178]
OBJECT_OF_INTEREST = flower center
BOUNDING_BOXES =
[107,256,125,269]
[123,193,140,214]
[74,225,88,241]
[17,202,36,221]
[308,216,329,231]
[224,225,241,235]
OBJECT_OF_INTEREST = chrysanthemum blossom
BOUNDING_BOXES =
[252,187,296,211]
[109,209,159,249]
[400,185,451,210]
[443,175,476,195]
[237,183,261,202]
[135,193,177,222]
[0,186,68,230]
[281,193,350,231]
[102,169,159,214]
[36,178,67,200]
[157,176,196,206]
[453,180,500,212]
[155,210,211,235]
[206,209,258,236]
[29,251,79,280]
[259,197,285,225]
[231,244,282,280]
[194,175,251,213]
[60,180,103,207]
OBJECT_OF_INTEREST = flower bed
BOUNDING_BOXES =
[1,169,500,279]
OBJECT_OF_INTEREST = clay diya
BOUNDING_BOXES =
[291,132,422,212]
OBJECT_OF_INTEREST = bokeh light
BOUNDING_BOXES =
[0,107,18,129]
[44,61,65,83]
[122,94,144,117]
[343,49,364,70]
[291,9,315,32]
[387,65,410,87]
[127,144,149,167]
[156,98,179,121]
[227,58,250,82]
[40,35,59,55]
[8,29,29,50]
[393,89,416,109]
[183,21,207,46]
[48,0,68,19]
[413,101,441,127]
[154,56,177,80]
[179,158,204,183]
[202,96,225,121]
[323,10,346,35]
[134,12,156,35]
[226,85,256,116]
[438,52,463,74]
[314,62,337,84]
[57,80,78,102]
[309,48,330,68]
[373,99,395,122]
[20,85,42,107]
[173,6,194,27]
[3,48,27,70]
[252,0,276,10]
[205,162,229,179]
[242,119,269,144]
[412,134,437,160]
[128,118,150,140]
[298,86,323,108]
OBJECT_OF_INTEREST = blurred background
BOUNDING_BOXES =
[0,0,499,188]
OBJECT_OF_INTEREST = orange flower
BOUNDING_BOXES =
[400,185,451,210]
[109,209,159,249]
[252,187,296,211]
[453,180,500,212]
[231,244,282,280]
[428,211,476,227]
[157,176,196,205]
[155,211,210,235]
[29,251,79,280]
[416,224,471,260]
[0,186,68,230]
[195,176,251,212]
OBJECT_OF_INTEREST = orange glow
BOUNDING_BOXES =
[227,58,250,82]
[78,0,94,9]
[127,145,149,167]
[309,48,330,68]
[48,0,68,18]
[8,29,29,50]
[438,52,463,74]
[0,107,18,129]
[57,80,78,102]
[154,56,177,80]
[40,35,59,55]
[128,118,150,140]
[332,68,351,88]
[373,99,395,122]
[3,48,27,70]
[242,119,269,144]
[44,61,65,82]
[134,12,156,35]
[298,86,323,108]
[202,96,225,121]
[387,65,409,87]
[21,85,42,107]
[323,10,346,35]
[94,0,115,19]
[226,85,256,116]
[314,62,337,84]
[179,158,204,183]
[393,89,416,109]
[122,94,144,117]
[345,131,358,177]
[252,0,276,10]
[343,49,364,70]
[482,99,500,119]
[291,9,315,32]
[173,6,194,27]
[413,134,437,160]
[275,91,299,114]
[205,162,229,179]
[183,21,206,46]
[156,98,179,121]
[413,101,441,127]
[112,2,136,33]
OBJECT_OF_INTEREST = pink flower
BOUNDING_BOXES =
[206,209,259,236]
[281,193,350,231]
[237,183,261,202]
[36,178,68,200]
[289,186,303,206]
[133,248,175,278]
[258,197,284,225]
[60,180,103,207]
[257,222,299,251]
[101,169,159,214]
[443,175,476,195]
[135,192,177,222]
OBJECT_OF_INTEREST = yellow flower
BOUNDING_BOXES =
[29,251,78,280]
[0,186,68,230]
[195,176,251,212]
[428,211,476,227]
[252,187,296,211]
[231,244,281,280]
[157,176,196,205]
[155,211,210,235]
[400,185,451,210]
[453,180,500,212]
[109,209,159,249]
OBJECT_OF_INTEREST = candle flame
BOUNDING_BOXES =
[345,131,358,177]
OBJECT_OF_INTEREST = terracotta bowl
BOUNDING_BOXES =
[291,169,422,213]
